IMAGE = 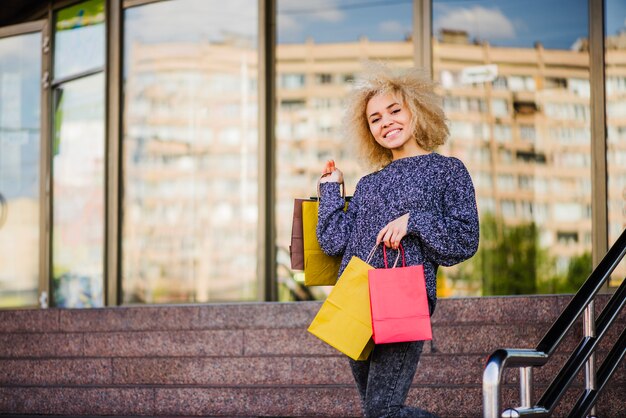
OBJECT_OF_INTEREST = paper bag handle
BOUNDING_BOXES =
[382,244,406,269]
[364,242,405,268]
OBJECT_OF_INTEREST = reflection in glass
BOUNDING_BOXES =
[275,1,414,301]
[0,32,41,307]
[54,0,105,80]
[433,0,592,296]
[52,73,105,308]
[123,0,258,303]
[605,0,626,287]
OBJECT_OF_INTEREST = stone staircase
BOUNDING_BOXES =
[0,295,623,417]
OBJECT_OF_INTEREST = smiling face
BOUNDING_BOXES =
[366,92,426,161]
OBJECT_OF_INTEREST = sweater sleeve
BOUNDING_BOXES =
[407,158,479,266]
[316,181,359,256]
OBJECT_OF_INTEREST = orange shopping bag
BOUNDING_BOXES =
[368,244,432,344]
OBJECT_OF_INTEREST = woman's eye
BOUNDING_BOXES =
[370,118,380,124]
[391,108,401,114]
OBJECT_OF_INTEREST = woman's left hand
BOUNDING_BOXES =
[376,213,409,249]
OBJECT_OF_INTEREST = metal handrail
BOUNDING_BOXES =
[483,228,626,418]
[568,326,626,417]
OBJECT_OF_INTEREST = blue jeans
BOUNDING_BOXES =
[349,301,438,418]
[349,341,438,418]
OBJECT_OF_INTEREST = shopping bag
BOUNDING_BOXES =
[289,199,305,270]
[302,199,342,286]
[308,255,375,360]
[368,244,432,344]
[297,178,347,286]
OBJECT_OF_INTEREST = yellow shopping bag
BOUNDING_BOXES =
[302,200,342,286]
[307,256,374,360]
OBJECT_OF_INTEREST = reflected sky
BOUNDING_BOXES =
[278,0,412,43]
[125,0,257,44]
[278,0,591,49]
[433,0,588,49]
[122,0,616,49]
[0,33,41,200]
[606,0,626,35]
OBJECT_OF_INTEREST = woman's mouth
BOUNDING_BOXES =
[384,129,402,139]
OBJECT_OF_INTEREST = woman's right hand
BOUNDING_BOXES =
[320,159,344,183]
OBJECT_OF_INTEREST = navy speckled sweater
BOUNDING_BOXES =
[317,153,479,306]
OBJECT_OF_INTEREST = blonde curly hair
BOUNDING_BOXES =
[344,61,449,170]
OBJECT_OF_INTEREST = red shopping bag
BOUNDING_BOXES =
[368,244,432,344]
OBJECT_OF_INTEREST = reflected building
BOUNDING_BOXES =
[123,39,259,303]
[606,31,626,259]
[275,32,625,294]
[1,0,623,307]
[124,31,626,299]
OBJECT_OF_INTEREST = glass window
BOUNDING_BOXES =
[280,73,305,89]
[519,125,536,142]
[52,73,105,308]
[606,0,626,288]
[51,0,106,308]
[0,31,42,307]
[315,73,333,84]
[275,0,413,300]
[491,98,508,116]
[123,0,258,303]
[434,0,592,296]
[54,0,105,80]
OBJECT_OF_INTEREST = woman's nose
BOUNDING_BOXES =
[382,116,394,128]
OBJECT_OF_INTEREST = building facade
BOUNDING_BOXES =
[0,0,623,308]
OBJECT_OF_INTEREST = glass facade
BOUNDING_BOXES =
[53,0,105,80]
[275,0,414,300]
[0,0,621,307]
[52,74,105,307]
[52,0,105,307]
[432,0,593,296]
[0,31,41,307]
[606,0,626,287]
[122,0,259,303]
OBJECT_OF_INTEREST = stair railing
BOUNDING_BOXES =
[483,228,626,418]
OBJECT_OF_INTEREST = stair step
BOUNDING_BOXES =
[1,321,616,358]
[1,385,623,417]
[1,353,622,387]
[0,295,623,417]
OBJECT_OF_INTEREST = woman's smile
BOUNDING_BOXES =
[383,128,403,140]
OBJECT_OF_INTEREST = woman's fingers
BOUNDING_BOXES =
[377,214,409,249]
[322,159,337,175]
[377,228,396,248]
[322,160,331,175]
[376,227,385,245]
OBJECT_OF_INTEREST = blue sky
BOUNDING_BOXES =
[607,0,626,36]
[122,0,624,50]
[277,0,615,50]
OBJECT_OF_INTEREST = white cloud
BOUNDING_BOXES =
[378,20,410,36]
[277,0,346,41]
[278,13,301,35]
[278,0,345,23]
[434,6,516,41]
[126,0,257,44]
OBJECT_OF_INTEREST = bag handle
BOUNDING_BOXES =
[365,242,405,268]
[382,244,406,269]
[317,173,345,200]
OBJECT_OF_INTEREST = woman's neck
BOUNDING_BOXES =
[391,143,430,161]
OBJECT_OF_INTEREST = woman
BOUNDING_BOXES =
[316,63,480,418]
